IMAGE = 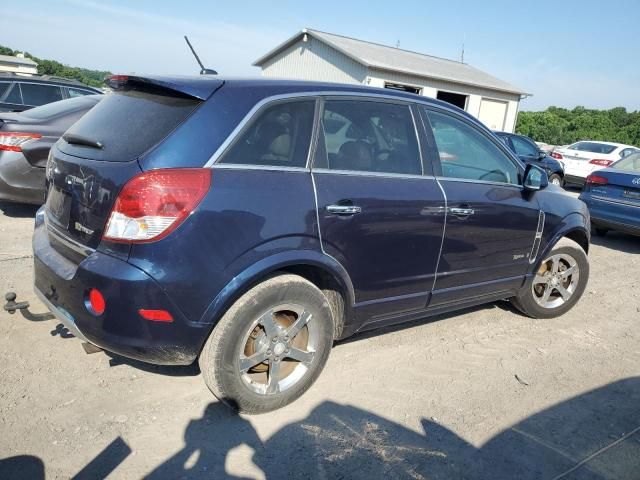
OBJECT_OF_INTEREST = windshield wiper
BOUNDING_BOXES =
[63,133,103,149]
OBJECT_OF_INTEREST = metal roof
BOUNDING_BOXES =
[0,54,38,67]
[254,29,526,96]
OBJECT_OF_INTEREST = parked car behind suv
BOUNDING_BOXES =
[0,95,102,204]
[33,76,591,413]
[0,73,101,113]
[494,131,565,186]
[552,141,639,186]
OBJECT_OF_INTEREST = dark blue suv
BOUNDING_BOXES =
[33,76,590,413]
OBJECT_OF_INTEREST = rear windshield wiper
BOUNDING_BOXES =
[62,133,103,149]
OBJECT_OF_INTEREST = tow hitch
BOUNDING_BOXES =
[3,292,54,321]
[3,291,102,354]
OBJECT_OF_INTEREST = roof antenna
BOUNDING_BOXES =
[184,35,217,75]
[460,33,465,63]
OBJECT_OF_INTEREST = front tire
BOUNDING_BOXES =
[199,274,334,414]
[548,174,562,186]
[512,237,589,319]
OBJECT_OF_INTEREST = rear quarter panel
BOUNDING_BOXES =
[125,167,322,325]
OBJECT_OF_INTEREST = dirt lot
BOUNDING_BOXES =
[0,199,639,480]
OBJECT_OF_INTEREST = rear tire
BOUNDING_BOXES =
[199,274,334,414]
[512,237,589,319]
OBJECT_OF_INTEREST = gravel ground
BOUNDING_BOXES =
[0,198,639,480]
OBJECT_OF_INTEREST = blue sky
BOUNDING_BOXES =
[2,0,639,110]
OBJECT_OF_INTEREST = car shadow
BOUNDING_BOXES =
[0,201,39,219]
[337,302,503,346]
[590,230,640,254]
[4,377,638,479]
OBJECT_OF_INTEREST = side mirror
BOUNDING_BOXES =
[523,164,548,191]
[537,151,547,159]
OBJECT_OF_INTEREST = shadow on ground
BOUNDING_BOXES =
[0,201,39,219]
[590,230,640,255]
[2,377,639,479]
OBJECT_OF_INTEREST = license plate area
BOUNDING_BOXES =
[46,186,71,229]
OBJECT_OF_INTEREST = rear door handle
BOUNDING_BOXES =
[326,205,362,215]
[449,207,475,217]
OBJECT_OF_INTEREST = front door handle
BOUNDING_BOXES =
[449,207,475,217]
[326,204,362,215]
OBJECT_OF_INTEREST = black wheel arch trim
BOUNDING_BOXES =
[198,249,355,332]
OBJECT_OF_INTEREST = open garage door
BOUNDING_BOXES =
[478,98,507,131]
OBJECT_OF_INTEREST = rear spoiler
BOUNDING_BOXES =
[105,75,224,101]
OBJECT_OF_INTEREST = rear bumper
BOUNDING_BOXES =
[580,193,640,236]
[0,151,45,204]
[33,209,210,365]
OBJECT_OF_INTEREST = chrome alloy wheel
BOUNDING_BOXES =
[237,304,318,395]
[532,253,580,309]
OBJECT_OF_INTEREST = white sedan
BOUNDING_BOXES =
[551,141,639,186]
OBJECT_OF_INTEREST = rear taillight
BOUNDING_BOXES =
[103,168,211,243]
[0,132,42,152]
[586,174,608,185]
[551,152,563,160]
[589,159,614,167]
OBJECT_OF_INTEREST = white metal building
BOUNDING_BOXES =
[253,29,528,133]
[0,53,38,76]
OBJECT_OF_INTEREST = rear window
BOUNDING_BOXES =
[59,90,200,161]
[613,152,640,172]
[568,142,617,155]
[20,95,100,120]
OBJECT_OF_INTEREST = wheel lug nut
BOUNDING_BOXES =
[284,335,289,341]
[267,349,272,355]
[272,337,277,343]
[274,356,280,362]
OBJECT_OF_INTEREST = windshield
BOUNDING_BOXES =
[613,152,640,172]
[20,95,101,119]
[568,141,617,154]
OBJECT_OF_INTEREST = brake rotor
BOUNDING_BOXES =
[243,310,309,377]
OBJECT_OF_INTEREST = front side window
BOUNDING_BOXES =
[219,100,315,168]
[426,109,519,185]
[317,100,421,175]
[511,136,539,157]
[20,83,63,106]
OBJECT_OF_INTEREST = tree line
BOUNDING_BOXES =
[0,45,111,88]
[516,106,640,147]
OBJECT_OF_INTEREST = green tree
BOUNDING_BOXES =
[0,44,111,88]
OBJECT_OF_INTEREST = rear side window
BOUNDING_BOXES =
[219,100,315,168]
[60,90,200,161]
[426,109,519,185]
[20,83,63,106]
[3,83,22,104]
[316,100,421,175]
[0,82,11,99]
